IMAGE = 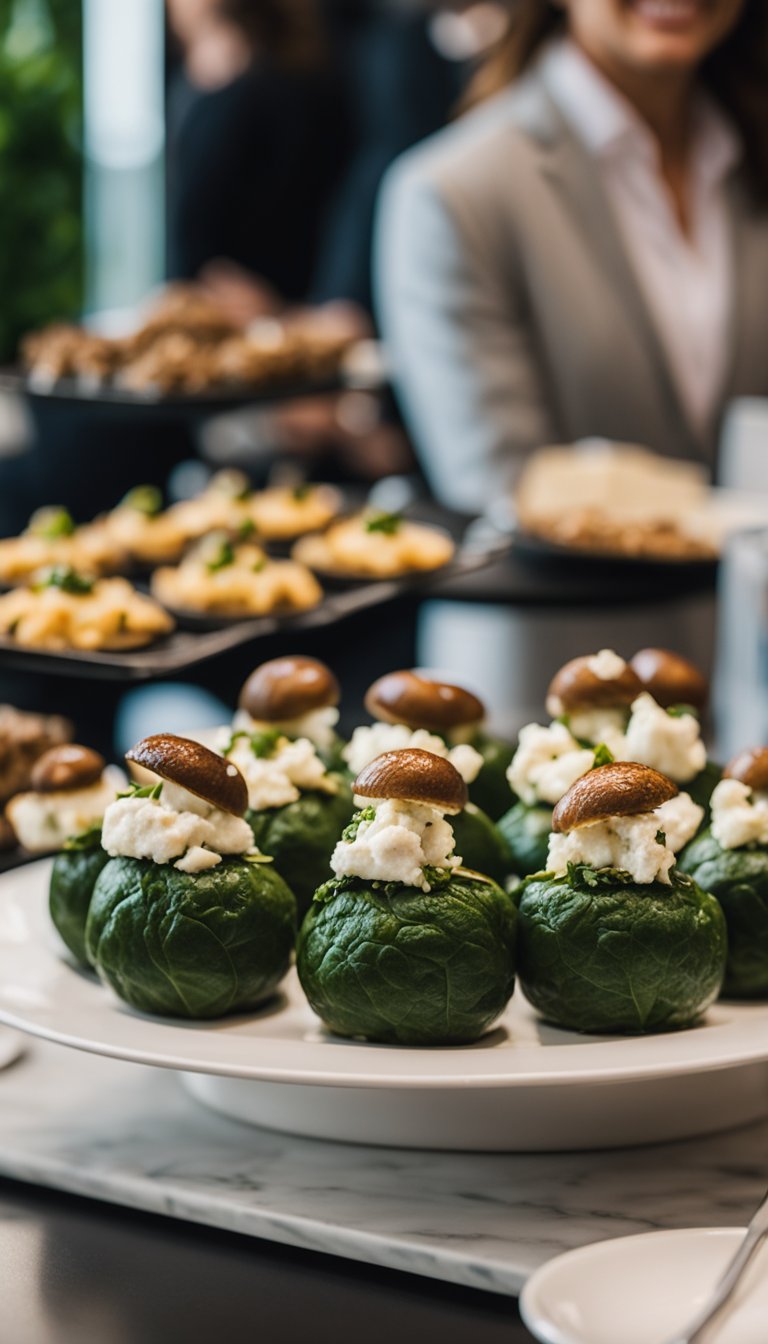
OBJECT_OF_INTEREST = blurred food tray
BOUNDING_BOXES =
[0,341,387,413]
[0,512,510,682]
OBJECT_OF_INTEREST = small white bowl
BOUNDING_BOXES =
[520,1227,768,1344]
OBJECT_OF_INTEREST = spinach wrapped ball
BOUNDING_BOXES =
[298,749,517,1045]
[87,734,296,1019]
[344,671,513,881]
[224,727,354,918]
[518,763,725,1034]
[3,743,121,968]
[679,748,768,998]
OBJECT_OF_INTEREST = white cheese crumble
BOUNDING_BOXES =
[506,722,595,806]
[547,812,676,885]
[588,649,628,680]
[101,782,254,873]
[6,766,125,854]
[711,779,768,850]
[655,792,704,852]
[232,704,340,751]
[623,693,707,784]
[224,732,337,812]
[331,797,460,891]
[342,721,482,784]
[566,707,628,756]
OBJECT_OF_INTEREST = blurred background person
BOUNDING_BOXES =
[377,0,768,513]
[166,0,346,316]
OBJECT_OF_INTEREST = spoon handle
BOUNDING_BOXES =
[671,1196,768,1344]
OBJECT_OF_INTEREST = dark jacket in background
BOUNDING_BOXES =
[167,62,347,300]
[312,10,468,314]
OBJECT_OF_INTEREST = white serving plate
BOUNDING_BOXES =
[520,1227,768,1344]
[3,861,768,1151]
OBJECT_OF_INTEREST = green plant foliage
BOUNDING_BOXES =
[49,837,109,967]
[498,800,553,877]
[467,732,516,820]
[0,0,83,360]
[517,866,726,1033]
[246,781,355,917]
[451,801,513,884]
[86,855,296,1019]
[678,828,768,997]
[297,873,517,1044]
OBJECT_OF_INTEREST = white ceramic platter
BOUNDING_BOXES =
[3,861,768,1151]
[520,1227,768,1344]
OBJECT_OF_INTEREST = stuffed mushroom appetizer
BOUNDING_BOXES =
[344,672,512,883]
[679,748,768,997]
[222,684,353,915]
[297,748,517,1045]
[518,762,725,1034]
[86,735,296,1018]
[364,670,515,819]
[236,655,345,771]
[5,745,123,967]
[500,648,714,876]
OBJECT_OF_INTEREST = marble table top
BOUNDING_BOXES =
[0,1039,765,1298]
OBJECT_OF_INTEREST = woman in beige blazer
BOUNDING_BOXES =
[376,0,768,513]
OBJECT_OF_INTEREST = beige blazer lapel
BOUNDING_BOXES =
[512,78,708,464]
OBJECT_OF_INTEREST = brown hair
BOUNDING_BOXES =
[465,1,768,200]
[218,0,327,70]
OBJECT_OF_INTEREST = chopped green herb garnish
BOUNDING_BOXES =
[292,483,311,502]
[28,506,76,539]
[592,743,615,769]
[238,518,258,541]
[248,728,283,759]
[365,510,403,536]
[667,704,699,719]
[656,830,667,847]
[341,805,376,842]
[118,780,163,801]
[252,557,267,573]
[34,566,95,595]
[205,540,235,573]
[422,864,453,890]
[120,485,163,516]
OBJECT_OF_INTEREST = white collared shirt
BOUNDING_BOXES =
[540,39,741,433]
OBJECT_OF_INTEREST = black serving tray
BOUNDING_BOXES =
[0,514,511,682]
[0,368,346,416]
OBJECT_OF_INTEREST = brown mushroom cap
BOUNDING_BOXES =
[552,762,678,833]
[546,655,643,717]
[126,734,248,816]
[364,670,485,733]
[630,648,708,711]
[723,748,768,793]
[354,748,468,815]
[30,744,106,793]
[239,656,340,722]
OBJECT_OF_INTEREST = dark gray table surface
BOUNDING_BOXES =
[0,1178,536,1344]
